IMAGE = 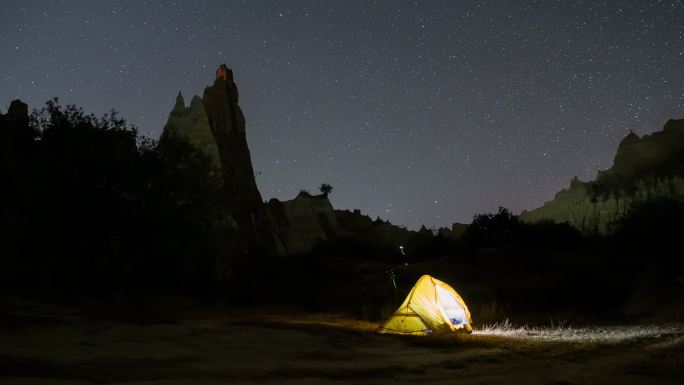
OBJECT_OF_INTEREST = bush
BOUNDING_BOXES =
[518,220,585,251]
[464,207,520,248]
[613,198,684,271]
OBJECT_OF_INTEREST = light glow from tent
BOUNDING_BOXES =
[436,285,469,327]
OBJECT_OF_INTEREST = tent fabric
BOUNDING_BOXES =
[379,275,473,335]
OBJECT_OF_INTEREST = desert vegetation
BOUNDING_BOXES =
[2,100,682,325]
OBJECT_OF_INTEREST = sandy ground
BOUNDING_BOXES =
[0,296,682,385]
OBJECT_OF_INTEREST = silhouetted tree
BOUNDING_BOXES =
[319,183,333,196]
[465,207,521,248]
[1,99,239,291]
[518,219,584,251]
[613,197,684,268]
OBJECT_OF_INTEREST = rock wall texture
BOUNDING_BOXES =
[162,92,221,169]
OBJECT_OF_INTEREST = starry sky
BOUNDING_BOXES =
[2,1,683,229]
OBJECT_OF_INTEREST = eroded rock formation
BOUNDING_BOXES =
[161,65,431,255]
[202,65,262,217]
[334,208,413,247]
[521,119,684,232]
[162,66,283,255]
[267,192,344,255]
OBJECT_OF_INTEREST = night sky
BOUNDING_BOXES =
[2,1,683,229]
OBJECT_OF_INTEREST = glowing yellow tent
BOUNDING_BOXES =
[379,274,473,335]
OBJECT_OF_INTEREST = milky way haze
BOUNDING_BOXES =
[2,1,683,229]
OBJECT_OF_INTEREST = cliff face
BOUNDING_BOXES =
[202,77,262,215]
[612,119,684,177]
[519,177,600,232]
[267,193,344,255]
[521,119,684,232]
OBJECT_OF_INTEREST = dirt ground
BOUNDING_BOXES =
[0,296,682,385]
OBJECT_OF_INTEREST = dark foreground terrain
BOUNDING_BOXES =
[1,296,682,385]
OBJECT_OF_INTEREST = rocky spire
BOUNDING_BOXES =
[5,100,29,127]
[200,65,285,254]
[202,65,260,210]
[173,91,185,113]
[160,66,287,256]
[189,95,204,115]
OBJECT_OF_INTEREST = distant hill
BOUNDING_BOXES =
[521,119,684,233]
